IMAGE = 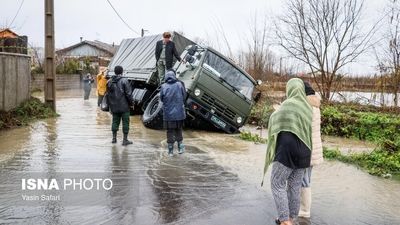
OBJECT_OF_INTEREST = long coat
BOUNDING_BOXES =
[160,71,186,121]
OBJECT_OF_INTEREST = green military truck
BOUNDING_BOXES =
[107,32,261,133]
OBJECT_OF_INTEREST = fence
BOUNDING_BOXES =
[31,74,87,91]
[0,36,28,55]
[0,52,31,111]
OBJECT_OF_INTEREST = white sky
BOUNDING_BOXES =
[0,0,386,75]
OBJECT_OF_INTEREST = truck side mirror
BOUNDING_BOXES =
[187,45,198,56]
[257,80,262,86]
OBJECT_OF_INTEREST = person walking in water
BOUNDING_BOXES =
[298,82,324,218]
[262,78,313,225]
[96,69,108,107]
[107,66,134,146]
[155,32,182,85]
[160,70,186,156]
[83,73,94,100]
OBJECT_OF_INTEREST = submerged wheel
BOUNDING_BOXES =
[142,93,163,129]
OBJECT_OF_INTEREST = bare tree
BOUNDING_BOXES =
[276,0,376,100]
[240,13,277,81]
[376,0,400,106]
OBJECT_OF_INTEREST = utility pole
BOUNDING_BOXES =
[141,28,148,37]
[44,0,56,111]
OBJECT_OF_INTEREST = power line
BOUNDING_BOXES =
[9,0,25,27]
[106,0,140,35]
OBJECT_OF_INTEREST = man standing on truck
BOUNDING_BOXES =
[160,70,186,156]
[155,32,182,85]
[107,65,134,146]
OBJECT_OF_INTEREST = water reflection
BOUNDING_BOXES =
[0,91,399,225]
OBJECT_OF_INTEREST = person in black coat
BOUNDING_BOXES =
[160,70,186,156]
[155,32,182,85]
[107,65,134,146]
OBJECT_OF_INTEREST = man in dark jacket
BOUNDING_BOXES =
[155,32,182,85]
[107,65,134,146]
[160,70,186,156]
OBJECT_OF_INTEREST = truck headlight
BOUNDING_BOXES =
[194,88,201,96]
[236,117,243,124]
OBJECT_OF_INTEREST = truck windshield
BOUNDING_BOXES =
[203,51,255,100]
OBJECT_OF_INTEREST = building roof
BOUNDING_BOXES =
[0,28,18,38]
[56,40,118,56]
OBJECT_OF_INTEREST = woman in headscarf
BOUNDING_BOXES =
[299,82,324,218]
[262,78,313,225]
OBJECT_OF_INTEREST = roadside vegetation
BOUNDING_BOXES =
[323,147,400,177]
[0,97,58,130]
[245,99,400,177]
[239,131,267,144]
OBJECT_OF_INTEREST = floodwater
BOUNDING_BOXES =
[331,91,400,107]
[0,90,399,225]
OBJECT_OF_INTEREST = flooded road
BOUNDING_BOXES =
[0,90,399,225]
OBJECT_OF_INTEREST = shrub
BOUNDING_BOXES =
[0,97,58,129]
[323,147,400,176]
[239,131,267,144]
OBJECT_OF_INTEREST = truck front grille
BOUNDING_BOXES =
[201,93,236,121]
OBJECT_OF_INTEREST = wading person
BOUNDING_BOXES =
[160,70,186,156]
[298,82,324,218]
[155,32,181,85]
[107,66,134,146]
[96,69,108,107]
[83,73,94,100]
[261,78,313,225]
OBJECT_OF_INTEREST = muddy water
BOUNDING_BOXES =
[0,90,399,225]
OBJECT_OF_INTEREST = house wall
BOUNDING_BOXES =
[0,52,31,111]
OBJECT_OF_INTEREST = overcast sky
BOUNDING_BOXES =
[1,0,386,75]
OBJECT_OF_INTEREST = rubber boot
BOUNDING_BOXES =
[168,143,174,156]
[298,187,312,218]
[112,131,117,144]
[178,141,185,154]
[122,133,133,146]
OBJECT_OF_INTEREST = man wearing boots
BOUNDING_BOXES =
[155,32,182,85]
[107,65,134,146]
[160,70,186,156]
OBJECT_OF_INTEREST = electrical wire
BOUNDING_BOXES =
[9,0,25,27]
[105,0,140,35]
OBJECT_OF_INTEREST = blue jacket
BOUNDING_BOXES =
[160,71,186,121]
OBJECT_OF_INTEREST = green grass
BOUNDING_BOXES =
[0,97,58,129]
[323,147,400,177]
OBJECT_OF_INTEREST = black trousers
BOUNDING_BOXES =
[167,128,183,144]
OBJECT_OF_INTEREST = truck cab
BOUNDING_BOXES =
[142,45,259,133]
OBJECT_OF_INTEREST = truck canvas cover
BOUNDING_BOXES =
[108,32,195,81]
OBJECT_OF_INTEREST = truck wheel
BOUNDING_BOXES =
[142,93,163,129]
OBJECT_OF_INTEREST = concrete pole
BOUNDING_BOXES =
[44,0,56,111]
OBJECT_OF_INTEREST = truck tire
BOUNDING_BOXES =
[142,93,163,129]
